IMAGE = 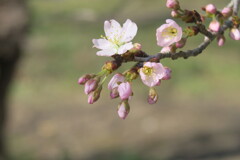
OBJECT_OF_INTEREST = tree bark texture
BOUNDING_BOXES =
[0,0,29,159]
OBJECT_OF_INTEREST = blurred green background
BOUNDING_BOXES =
[7,0,240,159]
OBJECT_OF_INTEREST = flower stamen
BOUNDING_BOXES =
[142,66,153,76]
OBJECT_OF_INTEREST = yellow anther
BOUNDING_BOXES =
[162,27,178,38]
[142,66,153,76]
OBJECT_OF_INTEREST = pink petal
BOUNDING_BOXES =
[108,73,125,90]
[139,71,159,87]
[161,46,172,53]
[156,19,182,47]
[118,82,132,100]
[153,63,165,80]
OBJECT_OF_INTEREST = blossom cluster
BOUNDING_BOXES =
[78,0,240,120]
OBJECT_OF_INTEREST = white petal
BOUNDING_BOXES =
[117,42,133,55]
[92,39,112,50]
[104,19,122,40]
[96,48,117,56]
[120,19,138,42]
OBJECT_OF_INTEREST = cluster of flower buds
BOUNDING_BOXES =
[166,0,240,47]
[202,3,239,45]
[78,0,240,120]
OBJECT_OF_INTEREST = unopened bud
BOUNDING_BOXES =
[166,0,180,10]
[186,26,199,37]
[148,88,158,104]
[110,87,119,99]
[118,82,132,100]
[175,38,187,48]
[102,61,118,73]
[217,35,225,46]
[129,43,142,53]
[229,28,240,40]
[84,77,100,94]
[117,100,130,120]
[205,4,217,14]
[171,10,179,18]
[124,70,138,81]
[88,85,102,104]
[162,67,172,80]
[108,73,125,90]
[209,20,220,32]
[221,7,232,18]
[78,74,93,85]
[181,10,195,23]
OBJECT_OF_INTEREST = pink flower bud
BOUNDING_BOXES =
[162,67,172,80]
[229,28,240,40]
[171,10,179,18]
[148,88,158,104]
[166,0,180,9]
[110,87,119,99]
[108,73,125,90]
[209,21,220,32]
[78,74,93,85]
[175,38,187,48]
[217,35,225,46]
[221,7,232,18]
[117,100,130,120]
[84,78,100,94]
[118,82,132,100]
[133,43,142,50]
[205,4,217,14]
[88,86,102,104]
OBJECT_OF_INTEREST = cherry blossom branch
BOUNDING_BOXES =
[233,0,240,15]
[227,0,234,8]
[134,19,233,62]
[134,0,239,62]
[79,0,240,120]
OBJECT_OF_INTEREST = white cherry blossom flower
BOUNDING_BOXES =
[93,19,138,56]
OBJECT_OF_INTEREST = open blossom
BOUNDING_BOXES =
[139,62,165,87]
[229,28,240,40]
[156,19,182,47]
[92,19,138,56]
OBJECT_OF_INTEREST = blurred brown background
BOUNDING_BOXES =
[1,0,240,159]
